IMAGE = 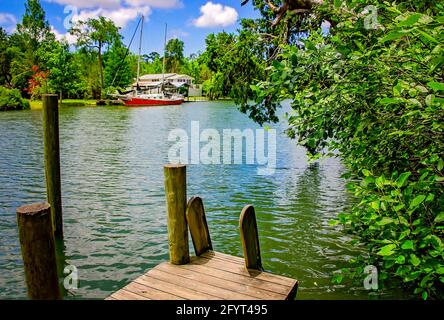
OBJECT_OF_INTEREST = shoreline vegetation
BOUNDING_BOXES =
[25,96,226,110]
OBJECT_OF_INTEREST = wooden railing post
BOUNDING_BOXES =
[240,205,263,271]
[186,196,213,256]
[42,94,63,238]
[163,164,190,265]
[16,203,61,300]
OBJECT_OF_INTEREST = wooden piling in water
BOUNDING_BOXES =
[240,205,263,271]
[42,94,63,238]
[16,203,61,300]
[163,164,190,265]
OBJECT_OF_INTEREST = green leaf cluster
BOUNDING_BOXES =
[246,0,444,299]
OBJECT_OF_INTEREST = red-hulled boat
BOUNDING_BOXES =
[123,93,184,107]
[114,17,185,107]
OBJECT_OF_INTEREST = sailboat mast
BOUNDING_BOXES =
[136,15,144,95]
[162,23,167,86]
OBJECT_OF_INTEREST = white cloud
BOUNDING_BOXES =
[51,26,77,44]
[45,0,182,32]
[72,5,151,28]
[169,28,189,39]
[193,2,238,28]
[45,0,121,9]
[0,13,17,32]
[124,0,182,8]
[46,0,181,9]
[0,13,16,25]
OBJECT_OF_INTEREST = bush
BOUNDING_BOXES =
[0,86,30,111]
[246,1,444,299]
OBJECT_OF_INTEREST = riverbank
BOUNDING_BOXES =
[29,99,98,110]
[28,97,232,109]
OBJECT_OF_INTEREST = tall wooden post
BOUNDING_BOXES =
[16,203,61,300]
[42,94,63,238]
[163,164,190,265]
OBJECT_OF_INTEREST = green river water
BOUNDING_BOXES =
[0,101,404,299]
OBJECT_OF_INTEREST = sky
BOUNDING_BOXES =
[0,0,260,56]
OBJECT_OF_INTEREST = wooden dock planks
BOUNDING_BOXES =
[107,251,298,300]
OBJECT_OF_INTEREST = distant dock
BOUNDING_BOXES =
[184,96,209,102]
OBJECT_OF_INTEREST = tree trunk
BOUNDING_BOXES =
[98,42,104,99]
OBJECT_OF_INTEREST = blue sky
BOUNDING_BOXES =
[0,0,259,56]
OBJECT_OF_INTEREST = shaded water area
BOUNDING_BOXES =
[0,101,404,299]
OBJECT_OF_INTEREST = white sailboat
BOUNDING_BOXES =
[124,17,184,107]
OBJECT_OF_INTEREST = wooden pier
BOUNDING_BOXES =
[108,165,298,300]
[107,251,297,300]
[15,106,298,300]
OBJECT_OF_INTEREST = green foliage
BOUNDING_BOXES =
[141,53,163,75]
[0,28,13,86]
[39,41,85,101]
[16,0,54,57]
[200,30,266,101]
[165,38,184,73]
[4,0,55,97]
[71,16,120,50]
[246,1,444,298]
[70,16,121,98]
[181,56,203,84]
[0,87,30,111]
[104,41,135,91]
[203,72,224,100]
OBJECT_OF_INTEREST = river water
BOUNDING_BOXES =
[0,101,401,299]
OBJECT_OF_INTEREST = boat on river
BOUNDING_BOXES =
[123,93,184,107]
[119,17,184,107]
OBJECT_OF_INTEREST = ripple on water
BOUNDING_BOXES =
[0,103,404,299]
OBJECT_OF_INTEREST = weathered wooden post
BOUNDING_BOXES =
[163,164,190,264]
[16,203,61,299]
[240,205,263,271]
[42,94,63,238]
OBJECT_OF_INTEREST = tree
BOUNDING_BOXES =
[141,54,163,75]
[70,17,120,99]
[74,48,102,99]
[181,57,201,84]
[0,28,13,87]
[8,0,55,96]
[39,41,84,103]
[242,0,324,28]
[165,38,184,73]
[104,40,135,91]
[242,0,444,299]
[143,52,160,63]
[199,30,265,102]
[16,0,54,63]
[201,32,235,73]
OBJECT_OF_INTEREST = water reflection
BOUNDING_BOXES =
[0,102,399,299]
